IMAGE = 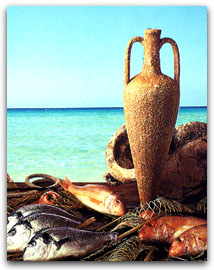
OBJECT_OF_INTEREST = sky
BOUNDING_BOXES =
[7,6,207,108]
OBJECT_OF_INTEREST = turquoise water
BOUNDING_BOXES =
[7,107,207,183]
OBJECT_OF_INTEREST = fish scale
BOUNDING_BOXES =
[20,212,80,228]
[169,224,207,257]
[7,203,84,233]
[138,216,207,244]
[7,212,81,253]
[59,177,126,216]
[23,227,118,261]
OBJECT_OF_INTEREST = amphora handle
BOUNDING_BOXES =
[124,36,144,86]
[160,38,180,85]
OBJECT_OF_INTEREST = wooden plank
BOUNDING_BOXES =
[110,182,140,209]
[7,181,140,210]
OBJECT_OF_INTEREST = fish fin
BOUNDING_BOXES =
[59,176,73,191]
[56,237,71,250]
[88,197,102,205]
[41,232,53,245]
[173,226,193,239]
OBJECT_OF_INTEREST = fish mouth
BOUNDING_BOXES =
[7,234,18,253]
[7,245,19,253]
[7,216,19,233]
[114,204,126,216]
[23,237,50,261]
[168,250,181,257]
[168,243,182,257]
[117,210,126,216]
[121,206,127,216]
[7,239,26,253]
[23,250,40,261]
[23,249,45,262]
[138,231,153,242]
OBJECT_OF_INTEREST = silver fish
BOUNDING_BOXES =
[7,212,81,253]
[7,204,84,233]
[23,227,118,261]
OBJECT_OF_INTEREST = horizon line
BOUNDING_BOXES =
[7,106,207,110]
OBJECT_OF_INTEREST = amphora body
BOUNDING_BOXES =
[123,29,180,203]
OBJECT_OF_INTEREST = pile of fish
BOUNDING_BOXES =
[7,178,207,261]
[7,204,118,261]
[138,215,207,258]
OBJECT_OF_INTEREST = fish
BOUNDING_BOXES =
[59,176,126,216]
[139,210,157,220]
[138,216,207,245]
[169,224,207,257]
[7,212,81,252]
[38,191,61,205]
[23,227,118,261]
[7,203,84,233]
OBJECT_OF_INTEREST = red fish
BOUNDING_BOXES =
[138,216,207,244]
[38,191,61,205]
[60,176,126,216]
[169,224,207,257]
[139,210,157,220]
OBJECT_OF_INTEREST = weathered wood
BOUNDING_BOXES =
[7,181,140,210]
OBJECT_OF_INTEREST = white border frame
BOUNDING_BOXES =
[1,1,212,268]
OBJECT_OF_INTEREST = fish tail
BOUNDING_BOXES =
[59,176,73,191]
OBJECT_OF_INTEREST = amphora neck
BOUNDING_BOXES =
[142,29,161,75]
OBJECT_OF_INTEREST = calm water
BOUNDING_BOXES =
[7,107,207,182]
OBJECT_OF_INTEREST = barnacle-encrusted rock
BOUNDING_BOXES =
[169,121,207,153]
[105,125,135,183]
[104,121,207,199]
[157,135,207,199]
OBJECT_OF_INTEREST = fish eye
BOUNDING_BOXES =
[115,200,120,204]
[9,228,16,236]
[29,240,37,247]
[147,223,153,227]
[177,237,183,243]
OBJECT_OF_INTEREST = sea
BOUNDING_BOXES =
[7,107,207,183]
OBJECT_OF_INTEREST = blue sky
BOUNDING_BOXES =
[7,6,207,108]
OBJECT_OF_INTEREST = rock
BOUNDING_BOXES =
[157,136,207,199]
[169,121,207,153]
[104,122,207,200]
[105,124,135,183]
